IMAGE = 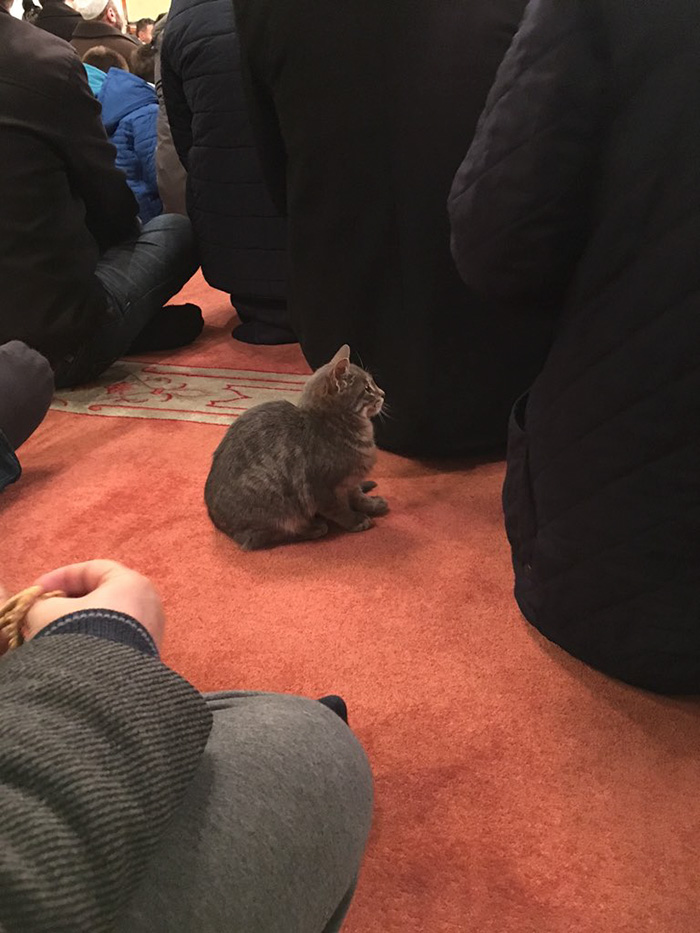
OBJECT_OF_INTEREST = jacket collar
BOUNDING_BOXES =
[72,19,130,38]
[40,2,79,16]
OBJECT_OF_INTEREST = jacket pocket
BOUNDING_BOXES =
[502,393,538,568]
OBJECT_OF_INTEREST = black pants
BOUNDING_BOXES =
[54,215,198,389]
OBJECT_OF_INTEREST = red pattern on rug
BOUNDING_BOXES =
[52,361,308,425]
[3,273,699,932]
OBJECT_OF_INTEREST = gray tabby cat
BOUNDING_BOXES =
[204,346,388,550]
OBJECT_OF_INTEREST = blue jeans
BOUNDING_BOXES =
[54,215,198,388]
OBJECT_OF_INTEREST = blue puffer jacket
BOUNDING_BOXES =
[98,68,162,224]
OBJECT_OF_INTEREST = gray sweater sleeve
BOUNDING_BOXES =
[0,635,213,933]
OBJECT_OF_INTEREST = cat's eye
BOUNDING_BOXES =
[364,386,373,394]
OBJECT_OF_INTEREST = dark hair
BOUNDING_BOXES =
[22,0,41,21]
[130,44,156,84]
[82,46,129,74]
[135,17,155,35]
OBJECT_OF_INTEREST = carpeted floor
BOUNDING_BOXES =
[3,273,700,932]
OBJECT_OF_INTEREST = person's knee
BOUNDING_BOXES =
[0,342,53,449]
[141,213,194,248]
[210,693,373,847]
[273,694,373,794]
[118,696,373,933]
[141,214,198,280]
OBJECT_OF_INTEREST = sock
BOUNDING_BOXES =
[232,320,297,346]
[128,304,204,354]
[318,695,349,724]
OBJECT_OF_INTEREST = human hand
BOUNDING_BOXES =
[21,560,165,647]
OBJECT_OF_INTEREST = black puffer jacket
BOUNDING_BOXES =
[161,0,286,302]
[449,0,700,693]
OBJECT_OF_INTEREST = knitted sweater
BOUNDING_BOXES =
[0,616,212,932]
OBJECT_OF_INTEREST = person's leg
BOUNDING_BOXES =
[231,295,297,345]
[0,342,53,492]
[54,215,201,388]
[119,693,373,933]
[0,435,19,492]
[0,342,54,450]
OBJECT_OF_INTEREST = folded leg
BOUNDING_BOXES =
[119,693,373,933]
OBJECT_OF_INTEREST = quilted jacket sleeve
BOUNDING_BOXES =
[234,0,288,215]
[132,109,159,193]
[0,635,212,933]
[160,32,194,170]
[448,0,607,305]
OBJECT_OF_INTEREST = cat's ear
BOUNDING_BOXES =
[331,356,350,390]
[330,344,351,364]
[327,345,351,391]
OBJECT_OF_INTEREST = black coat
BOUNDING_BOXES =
[161,0,286,302]
[0,10,138,365]
[449,0,700,693]
[35,0,81,41]
[233,0,545,456]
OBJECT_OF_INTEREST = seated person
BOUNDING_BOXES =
[135,16,154,44]
[0,4,202,389]
[0,342,53,493]
[449,0,700,693]
[82,44,128,96]
[71,0,139,62]
[0,560,373,931]
[98,44,162,222]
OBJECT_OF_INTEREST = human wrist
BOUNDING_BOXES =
[33,609,159,657]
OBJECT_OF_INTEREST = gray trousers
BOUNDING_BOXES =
[0,341,54,491]
[120,693,374,933]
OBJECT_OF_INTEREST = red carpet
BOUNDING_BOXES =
[3,273,699,932]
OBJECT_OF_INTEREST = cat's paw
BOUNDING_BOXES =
[303,520,329,541]
[360,480,378,493]
[365,495,389,516]
[349,515,375,533]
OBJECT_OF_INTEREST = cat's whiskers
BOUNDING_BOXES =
[376,400,395,422]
